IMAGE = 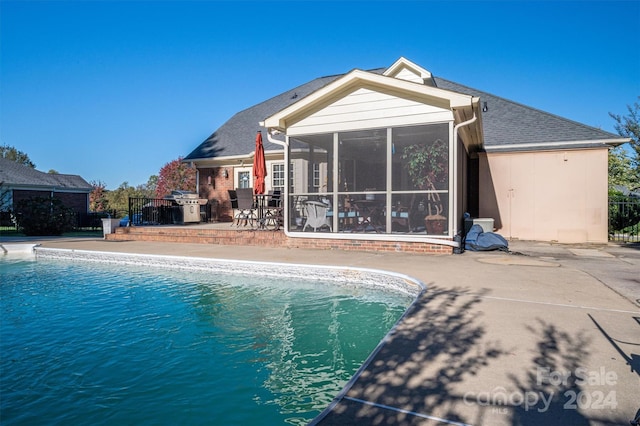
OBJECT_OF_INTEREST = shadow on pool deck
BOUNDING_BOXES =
[316,293,631,426]
[314,286,505,425]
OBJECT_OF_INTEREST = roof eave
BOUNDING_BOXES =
[484,138,629,152]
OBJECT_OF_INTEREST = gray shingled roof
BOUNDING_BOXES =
[184,74,344,160]
[0,157,92,191]
[433,77,620,150]
[184,67,622,161]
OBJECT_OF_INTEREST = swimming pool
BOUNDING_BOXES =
[1,249,422,425]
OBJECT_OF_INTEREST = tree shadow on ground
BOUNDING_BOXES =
[315,285,505,425]
[508,319,629,426]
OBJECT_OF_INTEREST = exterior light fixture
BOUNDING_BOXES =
[222,168,229,179]
[482,101,488,112]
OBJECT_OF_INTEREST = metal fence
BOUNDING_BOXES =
[0,210,115,233]
[127,197,176,226]
[75,211,117,230]
[126,198,216,226]
[609,198,640,243]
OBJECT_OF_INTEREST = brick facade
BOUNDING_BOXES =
[12,190,89,213]
[198,167,236,221]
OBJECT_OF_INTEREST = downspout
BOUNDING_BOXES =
[452,104,478,248]
[266,129,291,235]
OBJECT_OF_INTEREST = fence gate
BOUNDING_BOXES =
[609,198,640,243]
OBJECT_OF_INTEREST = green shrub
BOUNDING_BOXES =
[14,196,75,236]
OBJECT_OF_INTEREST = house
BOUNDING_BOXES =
[184,57,628,251]
[0,157,92,221]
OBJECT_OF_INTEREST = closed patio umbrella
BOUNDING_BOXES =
[253,131,267,195]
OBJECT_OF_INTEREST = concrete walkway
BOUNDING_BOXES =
[3,237,639,425]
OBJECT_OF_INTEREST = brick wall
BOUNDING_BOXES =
[198,167,235,221]
[13,190,88,213]
[109,226,453,254]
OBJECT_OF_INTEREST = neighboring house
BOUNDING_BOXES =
[184,57,628,247]
[0,157,92,217]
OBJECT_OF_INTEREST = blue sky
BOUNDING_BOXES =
[1,1,639,190]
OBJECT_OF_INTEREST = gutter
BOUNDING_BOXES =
[265,129,295,238]
[484,138,630,152]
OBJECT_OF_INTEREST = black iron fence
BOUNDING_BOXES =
[127,197,176,226]
[0,210,116,233]
[609,198,640,243]
[126,198,216,226]
[75,211,117,230]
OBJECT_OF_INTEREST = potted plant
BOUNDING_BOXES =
[402,139,448,234]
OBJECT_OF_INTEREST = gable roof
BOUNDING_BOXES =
[184,60,625,162]
[262,68,478,128]
[0,157,92,191]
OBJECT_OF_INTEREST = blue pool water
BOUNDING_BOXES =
[0,255,414,425]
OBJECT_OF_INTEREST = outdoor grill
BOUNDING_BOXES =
[165,190,208,224]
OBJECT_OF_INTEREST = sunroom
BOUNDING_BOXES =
[262,59,483,243]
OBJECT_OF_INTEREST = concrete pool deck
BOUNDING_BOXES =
[3,236,639,425]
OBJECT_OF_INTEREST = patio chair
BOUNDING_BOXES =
[266,190,283,227]
[303,200,332,232]
[228,189,256,227]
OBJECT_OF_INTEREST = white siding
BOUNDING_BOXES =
[394,68,423,83]
[287,88,453,136]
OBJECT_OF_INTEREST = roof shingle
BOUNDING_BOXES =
[0,157,92,190]
[184,66,623,161]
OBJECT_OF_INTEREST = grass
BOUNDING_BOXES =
[0,227,103,238]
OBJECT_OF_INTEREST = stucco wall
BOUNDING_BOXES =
[478,148,608,243]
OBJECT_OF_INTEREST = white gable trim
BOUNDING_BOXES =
[262,69,474,132]
[383,56,433,84]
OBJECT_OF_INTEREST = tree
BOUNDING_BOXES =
[609,97,640,187]
[155,158,196,198]
[0,144,36,168]
[608,146,635,188]
[130,175,157,199]
[106,182,138,217]
[144,175,158,195]
[90,181,109,212]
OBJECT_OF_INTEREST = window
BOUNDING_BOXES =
[238,171,251,189]
[289,162,294,193]
[312,163,320,188]
[272,163,285,191]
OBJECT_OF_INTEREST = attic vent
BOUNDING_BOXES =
[291,92,298,99]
